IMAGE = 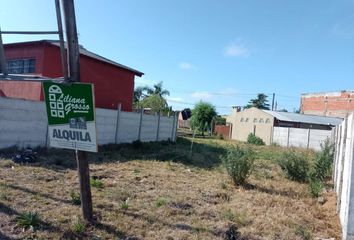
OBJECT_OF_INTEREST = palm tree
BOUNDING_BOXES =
[142,81,170,97]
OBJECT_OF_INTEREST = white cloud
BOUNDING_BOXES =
[224,43,249,57]
[166,97,184,102]
[179,62,195,70]
[190,91,213,101]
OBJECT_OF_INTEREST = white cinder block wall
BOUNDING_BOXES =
[0,97,178,149]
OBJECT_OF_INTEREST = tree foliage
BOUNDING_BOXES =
[137,94,169,113]
[190,102,217,136]
[244,93,270,110]
[133,81,170,114]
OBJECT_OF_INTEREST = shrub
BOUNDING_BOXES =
[247,133,265,146]
[90,178,103,188]
[309,179,323,198]
[312,139,334,181]
[279,151,310,182]
[15,211,41,230]
[70,191,81,205]
[222,146,255,185]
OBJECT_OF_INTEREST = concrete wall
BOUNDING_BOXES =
[333,113,354,240]
[272,126,333,151]
[0,97,178,149]
[228,107,274,145]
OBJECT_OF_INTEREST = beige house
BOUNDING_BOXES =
[228,107,274,144]
[227,107,342,145]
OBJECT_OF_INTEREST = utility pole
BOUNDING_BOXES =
[271,93,275,111]
[61,0,93,222]
[0,29,8,75]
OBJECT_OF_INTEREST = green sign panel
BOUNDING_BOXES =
[43,81,98,152]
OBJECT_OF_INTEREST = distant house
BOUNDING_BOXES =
[0,40,143,111]
[227,107,342,145]
[301,90,354,118]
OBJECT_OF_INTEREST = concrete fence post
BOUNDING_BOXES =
[156,112,161,141]
[337,118,348,213]
[45,124,49,148]
[138,108,143,141]
[287,127,290,148]
[306,129,311,149]
[270,126,274,145]
[170,112,177,141]
[115,103,122,144]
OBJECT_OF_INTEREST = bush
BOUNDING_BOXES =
[15,211,41,230]
[247,133,265,145]
[309,179,323,198]
[223,146,255,185]
[278,151,310,182]
[312,139,334,181]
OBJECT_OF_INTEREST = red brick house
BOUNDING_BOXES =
[301,90,354,118]
[0,40,143,111]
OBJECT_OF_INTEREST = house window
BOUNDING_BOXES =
[7,59,36,74]
[259,118,264,123]
[245,118,249,122]
[240,117,244,122]
[253,118,258,123]
[265,118,270,123]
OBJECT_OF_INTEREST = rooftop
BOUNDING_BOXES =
[3,40,144,77]
[263,109,343,126]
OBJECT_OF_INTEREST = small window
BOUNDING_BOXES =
[265,118,270,123]
[240,117,244,122]
[253,118,258,123]
[245,118,249,122]
[259,118,264,123]
[7,59,36,74]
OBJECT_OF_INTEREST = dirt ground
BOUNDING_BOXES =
[0,137,341,239]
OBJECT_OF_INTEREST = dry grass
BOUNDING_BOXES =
[0,136,341,239]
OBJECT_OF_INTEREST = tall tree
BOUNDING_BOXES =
[137,94,169,114]
[190,102,217,137]
[244,93,270,110]
[143,81,170,97]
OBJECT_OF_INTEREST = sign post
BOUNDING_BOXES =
[43,81,97,222]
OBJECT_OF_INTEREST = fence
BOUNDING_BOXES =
[0,97,178,149]
[272,126,334,151]
[333,113,354,240]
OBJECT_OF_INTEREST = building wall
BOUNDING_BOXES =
[214,125,231,139]
[228,107,274,145]
[301,90,354,118]
[1,42,138,111]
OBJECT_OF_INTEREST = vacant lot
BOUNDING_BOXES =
[0,137,340,239]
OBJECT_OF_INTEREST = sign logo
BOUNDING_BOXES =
[43,82,97,152]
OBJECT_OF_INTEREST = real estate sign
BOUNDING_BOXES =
[43,81,98,152]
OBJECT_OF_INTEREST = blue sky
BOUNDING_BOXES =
[1,0,354,114]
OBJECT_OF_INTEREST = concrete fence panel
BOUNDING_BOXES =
[289,128,308,148]
[272,127,289,147]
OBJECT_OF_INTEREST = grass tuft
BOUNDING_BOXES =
[90,177,104,188]
[15,211,41,230]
